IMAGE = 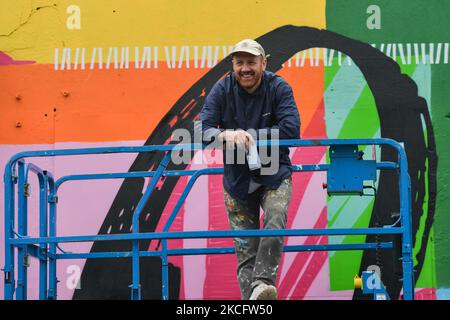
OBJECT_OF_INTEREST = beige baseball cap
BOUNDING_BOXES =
[230,39,266,58]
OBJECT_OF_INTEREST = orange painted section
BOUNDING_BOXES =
[277,63,324,137]
[0,62,323,144]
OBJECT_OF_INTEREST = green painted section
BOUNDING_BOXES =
[326,58,380,290]
[329,200,373,290]
[431,64,450,288]
[326,0,449,292]
[326,0,450,43]
[325,15,450,290]
[337,84,378,139]
[416,228,437,289]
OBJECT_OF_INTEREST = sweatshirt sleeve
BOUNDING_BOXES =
[195,82,225,144]
[257,79,301,140]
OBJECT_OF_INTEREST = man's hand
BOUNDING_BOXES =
[218,130,255,151]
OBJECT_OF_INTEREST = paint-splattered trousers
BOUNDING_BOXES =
[223,176,292,300]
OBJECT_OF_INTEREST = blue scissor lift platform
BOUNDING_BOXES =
[3,139,414,300]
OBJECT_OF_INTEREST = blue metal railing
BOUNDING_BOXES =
[3,139,415,300]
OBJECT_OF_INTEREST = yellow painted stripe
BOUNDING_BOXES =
[0,0,325,63]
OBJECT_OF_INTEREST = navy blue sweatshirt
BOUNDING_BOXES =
[197,71,301,201]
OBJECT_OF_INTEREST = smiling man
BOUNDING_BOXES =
[197,39,301,300]
[232,46,266,93]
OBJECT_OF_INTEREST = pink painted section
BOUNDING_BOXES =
[0,52,34,66]
[0,141,143,300]
[304,260,353,300]
[180,151,210,300]
[277,96,331,299]
[278,208,327,298]
[279,151,327,281]
[414,288,437,300]
[398,288,437,300]
[288,211,328,299]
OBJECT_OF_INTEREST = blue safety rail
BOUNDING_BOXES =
[3,139,414,300]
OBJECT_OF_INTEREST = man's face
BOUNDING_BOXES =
[232,52,267,93]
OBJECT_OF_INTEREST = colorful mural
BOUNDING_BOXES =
[1,0,448,300]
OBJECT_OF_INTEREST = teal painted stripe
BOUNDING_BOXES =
[411,58,432,117]
[324,63,367,138]
[326,59,429,252]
